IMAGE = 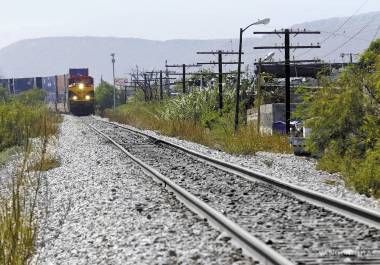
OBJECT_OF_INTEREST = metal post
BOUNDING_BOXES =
[182,64,186,94]
[284,29,291,135]
[111,53,116,109]
[159,70,163,100]
[63,74,67,112]
[218,50,223,112]
[234,28,243,131]
[124,85,127,103]
[55,75,58,112]
[257,59,262,133]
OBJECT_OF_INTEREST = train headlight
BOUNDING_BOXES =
[73,96,78,100]
[79,83,84,90]
[85,95,91,100]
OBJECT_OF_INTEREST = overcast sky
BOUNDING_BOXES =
[0,0,378,48]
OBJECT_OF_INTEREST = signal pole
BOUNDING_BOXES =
[111,53,116,109]
[254,29,320,134]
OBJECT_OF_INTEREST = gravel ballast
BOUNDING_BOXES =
[94,117,380,212]
[35,115,256,264]
[88,118,380,265]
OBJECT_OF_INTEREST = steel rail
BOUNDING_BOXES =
[86,122,294,265]
[95,118,380,229]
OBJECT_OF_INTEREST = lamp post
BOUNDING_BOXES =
[234,18,270,131]
[111,53,116,109]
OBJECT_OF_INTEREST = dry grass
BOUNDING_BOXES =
[222,124,292,155]
[106,105,292,155]
[0,106,61,264]
[27,155,60,173]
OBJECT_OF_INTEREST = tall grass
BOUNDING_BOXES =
[0,88,61,264]
[106,97,291,155]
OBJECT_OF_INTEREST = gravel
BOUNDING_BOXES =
[93,116,380,212]
[35,115,257,265]
[88,118,380,265]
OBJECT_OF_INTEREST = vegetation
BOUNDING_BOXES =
[295,39,380,198]
[95,81,122,114]
[105,87,291,155]
[0,87,61,264]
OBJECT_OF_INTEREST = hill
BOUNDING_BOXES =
[0,11,379,82]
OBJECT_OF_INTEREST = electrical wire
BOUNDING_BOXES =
[297,0,370,57]
[322,13,379,58]
[319,30,372,42]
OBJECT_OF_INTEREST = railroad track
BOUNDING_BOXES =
[85,117,380,265]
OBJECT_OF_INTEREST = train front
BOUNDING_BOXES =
[68,70,95,115]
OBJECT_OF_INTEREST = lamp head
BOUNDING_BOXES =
[254,18,270,26]
[263,52,275,62]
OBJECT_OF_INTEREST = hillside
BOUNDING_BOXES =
[0,11,379,82]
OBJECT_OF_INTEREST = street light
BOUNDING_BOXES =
[111,53,116,109]
[234,18,270,131]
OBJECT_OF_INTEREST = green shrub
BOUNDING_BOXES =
[296,39,380,197]
[15,88,46,106]
[348,142,380,197]
[95,81,122,114]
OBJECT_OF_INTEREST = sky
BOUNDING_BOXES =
[0,0,379,48]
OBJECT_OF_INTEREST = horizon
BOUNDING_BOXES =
[1,0,379,49]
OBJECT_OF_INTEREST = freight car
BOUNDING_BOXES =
[68,68,95,115]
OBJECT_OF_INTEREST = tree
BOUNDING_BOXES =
[95,81,116,114]
[296,39,380,197]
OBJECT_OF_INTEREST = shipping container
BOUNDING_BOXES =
[14,78,35,93]
[42,76,57,93]
[35,77,43,89]
[69,68,89,77]
[56,75,67,94]
[0,79,9,91]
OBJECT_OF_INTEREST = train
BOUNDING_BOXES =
[0,68,95,116]
[67,68,95,115]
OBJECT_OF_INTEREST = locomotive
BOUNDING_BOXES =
[68,68,95,115]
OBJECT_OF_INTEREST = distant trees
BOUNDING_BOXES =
[95,81,119,114]
[296,39,380,198]
[16,88,47,106]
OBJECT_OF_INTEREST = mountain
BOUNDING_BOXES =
[0,11,379,83]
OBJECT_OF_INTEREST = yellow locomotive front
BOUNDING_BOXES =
[68,70,95,115]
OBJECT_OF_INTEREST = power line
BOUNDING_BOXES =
[322,14,379,58]
[319,30,373,42]
[297,0,370,57]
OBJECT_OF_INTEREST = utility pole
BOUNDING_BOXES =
[340,53,359,64]
[197,50,241,112]
[256,59,262,133]
[165,63,200,94]
[254,29,320,134]
[218,51,223,110]
[159,70,163,100]
[144,70,176,100]
[111,53,116,109]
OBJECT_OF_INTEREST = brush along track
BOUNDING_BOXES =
[87,117,380,265]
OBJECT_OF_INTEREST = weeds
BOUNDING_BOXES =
[0,89,61,264]
[105,99,291,155]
